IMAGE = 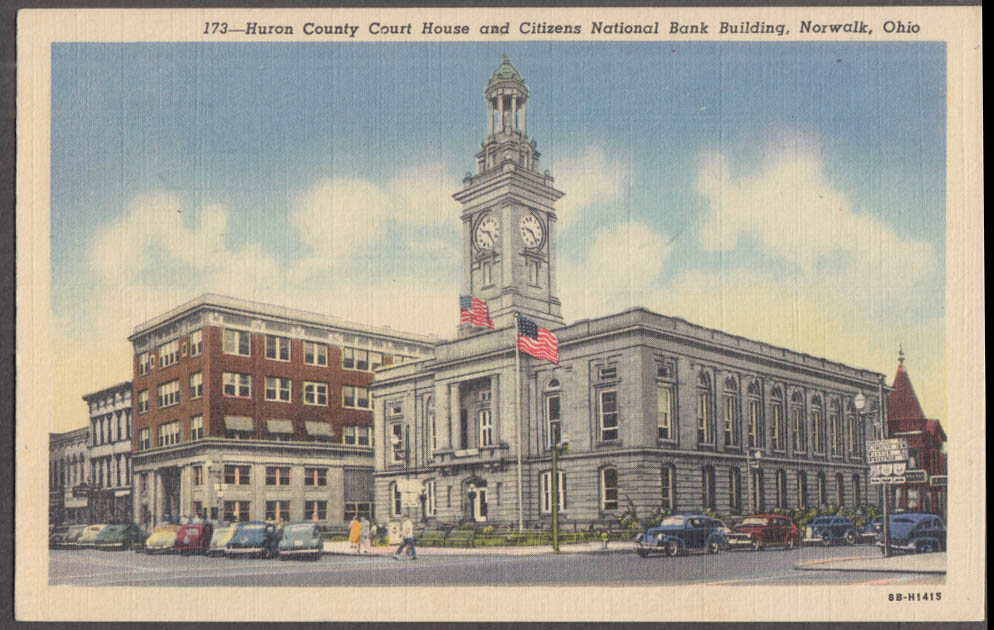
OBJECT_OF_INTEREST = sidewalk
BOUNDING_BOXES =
[322,540,627,557]
[794,552,946,574]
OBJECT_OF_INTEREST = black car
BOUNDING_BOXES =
[226,521,281,558]
[634,513,728,558]
[877,512,946,554]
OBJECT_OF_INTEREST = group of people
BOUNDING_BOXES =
[348,514,417,560]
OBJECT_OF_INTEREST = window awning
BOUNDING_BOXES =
[304,421,333,437]
[266,419,293,434]
[224,416,254,432]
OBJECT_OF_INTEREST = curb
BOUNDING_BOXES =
[793,560,946,575]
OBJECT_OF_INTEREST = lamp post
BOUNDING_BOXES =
[746,448,763,513]
[855,390,891,557]
[551,433,570,553]
[205,459,225,523]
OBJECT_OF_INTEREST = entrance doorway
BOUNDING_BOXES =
[466,479,488,522]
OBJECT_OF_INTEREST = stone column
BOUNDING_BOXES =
[488,98,494,135]
[522,100,527,136]
[511,95,517,130]
[450,382,461,449]
[490,374,501,443]
[497,94,505,132]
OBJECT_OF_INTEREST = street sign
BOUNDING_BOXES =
[870,476,906,485]
[867,438,909,451]
[867,451,909,463]
[930,475,947,486]
[904,470,927,483]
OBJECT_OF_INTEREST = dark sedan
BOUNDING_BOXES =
[802,515,861,546]
[173,522,214,555]
[278,522,324,561]
[634,513,727,558]
[226,521,281,558]
[726,514,801,551]
[877,512,946,554]
[94,523,148,550]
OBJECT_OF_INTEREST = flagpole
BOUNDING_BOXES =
[513,311,524,532]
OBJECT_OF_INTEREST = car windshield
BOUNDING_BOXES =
[285,525,313,534]
[893,518,915,524]
[740,517,768,526]
[239,524,266,532]
[659,516,686,527]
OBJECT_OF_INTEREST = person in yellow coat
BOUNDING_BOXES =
[349,515,362,554]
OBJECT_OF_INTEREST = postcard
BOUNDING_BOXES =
[16,6,984,622]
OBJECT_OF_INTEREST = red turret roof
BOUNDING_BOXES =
[887,363,927,421]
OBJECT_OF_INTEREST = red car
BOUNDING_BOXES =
[173,523,214,555]
[725,514,800,551]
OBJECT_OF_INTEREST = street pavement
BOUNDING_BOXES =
[50,543,945,587]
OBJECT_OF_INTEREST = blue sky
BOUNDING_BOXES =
[50,41,946,430]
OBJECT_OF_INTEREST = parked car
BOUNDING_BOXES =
[208,522,238,557]
[94,523,148,550]
[226,521,281,558]
[278,522,324,561]
[62,524,90,548]
[877,512,946,554]
[142,524,181,553]
[726,514,801,551]
[802,515,861,546]
[173,522,214,555]
[77,524,108,548]
[49,525,70,549]
[634,513,727,558]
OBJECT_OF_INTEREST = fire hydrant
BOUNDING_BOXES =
[601,531,609,549]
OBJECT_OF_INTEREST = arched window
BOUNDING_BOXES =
[835,473,845,506]
[661,464,676,512]
[829,400,842,457]
[545,379,562,448]
[746,379,763,449]
[600,467,619,511]
[541,470,567,513]
[811,396,824,454]
[852,473,862,506]
[816,472,827,506]
[770,387,785,451]
[797,471,808,509]
[696,372,713,445]
[790,391,806,453]
[729,467,742,514]
[701,465,716,510]
[776,470,787,508]
[390,482,402,517]
[723,377,740,447]
[426,397,436,456]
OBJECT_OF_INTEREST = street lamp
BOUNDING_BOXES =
[205,459,226,523]
[551,433,570,553]
[855,388,892,557]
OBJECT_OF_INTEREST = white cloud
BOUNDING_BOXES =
[552,145,631,230]
[388,162,462,227]
[695,142,937,287]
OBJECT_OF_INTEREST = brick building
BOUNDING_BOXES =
[371,57,884,528]
[886,350,948,518]
[129,294,435,529]
[49,427,90,526]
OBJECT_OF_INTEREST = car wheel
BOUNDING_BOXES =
[707,539,721,554]
[917,541,933,554]
[785,537,797,551]
[666,541,680,557]
[751,537,764,552]
[821,534,832,547]
[844,531,858,545]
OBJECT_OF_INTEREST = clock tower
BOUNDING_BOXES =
[453,56,565,336]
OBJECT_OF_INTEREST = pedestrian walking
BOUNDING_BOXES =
[349,515,362,554]
[392,516,417,560]
[359,516,371,554]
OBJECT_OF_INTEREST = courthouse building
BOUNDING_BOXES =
[83,381,134,523]
[129,294,435,529]
[371,57,885,527]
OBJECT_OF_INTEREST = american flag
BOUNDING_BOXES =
[517,315,558,364]
[460,295,493,329]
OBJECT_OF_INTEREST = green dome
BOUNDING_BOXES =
[488,54,525,87]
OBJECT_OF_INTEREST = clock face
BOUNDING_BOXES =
[474,214,500,250]
[519,212,544,248]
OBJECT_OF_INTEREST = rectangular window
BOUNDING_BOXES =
[812,409,824,453]
[830,412,841,456]
[390,423,404,463]
[540,471,567,513]
[265,376,292,402]
[729,468,742,514]
[546,394,561,448]
[527,259,540,286]
[342,347,355,370]
[601,468,619,511]
[657,384,673,441]
[265,335,291,361]
[303,381,328,406]
[344,502,374,522]
[479,409,494,446]
[598,366,618,381]
[265,500,291,522]
[424,481,436,517]
[189,330,202,356]
[304,342,328,366]
[748,399,761,448]
[192,465,203,486]
[157,420,180,447]
[138,352,150,375]
[223,372,252,398]
[190,415,204,440]
[370,351,383,370]
[157,380,181,408]
[661,465,676,512]
[224,464,251,485]
[723,397,739,446]
[266,466,290,486]
[354,349,369,371]
[137,390,150,414]
[772,404,784,451]
[343,385,370,409]
[305,500,327,521]
[344,425,357,445]
[599,390,619,441]
[482,261,493,285]
[303,467,327,487]
[223,500,251,522]
[158,340,179,368]
[189,372,203,399]
[356,425,370,446]
[697,391,712,444]
[791,406,804,452]
[137,428,150,451]
[222,329,251,356]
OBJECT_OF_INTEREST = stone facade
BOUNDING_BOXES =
[371,57,883,529]
[83,381,133,523]
[49,427,90,525]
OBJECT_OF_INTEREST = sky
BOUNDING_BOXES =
[50,41,946,433]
